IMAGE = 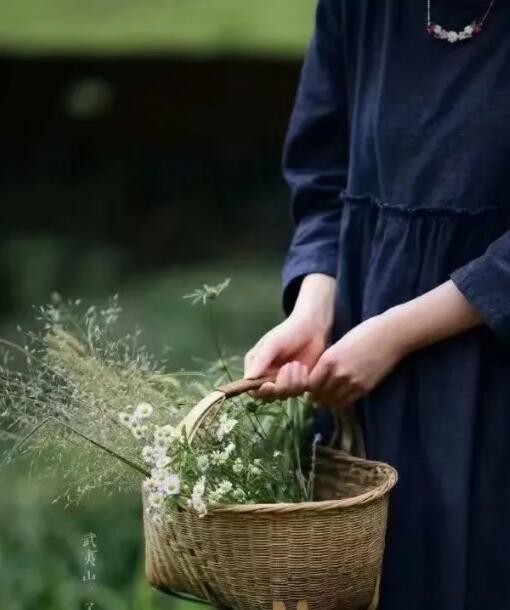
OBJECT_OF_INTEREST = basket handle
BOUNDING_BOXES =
[176,376,274,442]
[217,376,276,398]
[176,376,355,452]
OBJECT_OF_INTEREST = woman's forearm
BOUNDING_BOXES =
[382,280,483,356]
[291,273,336,331]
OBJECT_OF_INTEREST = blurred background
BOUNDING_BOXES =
[0,1,315,609]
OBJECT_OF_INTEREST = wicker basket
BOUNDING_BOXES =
[144,378,398,610]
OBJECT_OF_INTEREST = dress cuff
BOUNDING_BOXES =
[450,254,510,339]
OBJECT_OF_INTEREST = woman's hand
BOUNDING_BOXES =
[308,311,407,408]
[308,280,482,408]
[244,274,336,399]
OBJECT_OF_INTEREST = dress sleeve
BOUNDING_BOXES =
[450,232,510,338]
[281,0,349,315]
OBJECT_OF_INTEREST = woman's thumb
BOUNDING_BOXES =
[244,338,281,379]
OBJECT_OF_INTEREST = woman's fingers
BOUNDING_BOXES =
[254,381,278,400]
[254,363,290,401]
[253,362,309,401]
[273,362,293,394]
[309,350,362,408]
[292,362,309,396]
[277,362,308,397]
[308,352,334,392]
[254,357,359,406]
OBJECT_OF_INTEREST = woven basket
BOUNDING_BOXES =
[143,378,398,610]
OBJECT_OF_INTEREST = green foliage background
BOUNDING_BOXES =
[0,0,311,605]
[0,262,283,610]
[0,0,315,57]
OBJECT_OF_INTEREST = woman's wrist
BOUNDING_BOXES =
[290,273,336,333]
[379,280,482,356]
[377,304,419,357]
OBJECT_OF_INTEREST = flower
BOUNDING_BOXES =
[232,458,243,474]
[209,480,233,504]
[118,407,150,440]
[134,402,154,419]
[153,454,171,469]
[183,278,231,306]
[190,477,207,517]
[151,445,169,463]
[148,492,164,510]
[131,423,148,440]
[222,442,236,461]
[232,488,246,502]
[193,476,206,497]
[197,454,210,472]
[217,480,233,495]
[118,412,131,426]
[142,446,154,462]
[211,443,235,465]
[151,469,181,496]
[215,413,237,441]
[154,425,177,446]
[143,478,157,494]
[248,463,262,476]
[162,473,181,496]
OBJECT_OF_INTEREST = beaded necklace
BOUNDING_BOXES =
[426,0,497,43]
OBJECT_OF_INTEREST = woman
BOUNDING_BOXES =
[244,2,510,609]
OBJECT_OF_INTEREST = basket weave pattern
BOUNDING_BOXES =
[143,379,398,610]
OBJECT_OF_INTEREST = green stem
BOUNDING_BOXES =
[208,305,232,382]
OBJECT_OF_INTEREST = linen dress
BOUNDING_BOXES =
[281,2,510,609]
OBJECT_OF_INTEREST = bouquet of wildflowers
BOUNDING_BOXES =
[0,283,318,524]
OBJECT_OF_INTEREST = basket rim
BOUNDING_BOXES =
[183,448,398,515]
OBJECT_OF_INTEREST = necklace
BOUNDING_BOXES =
[426,0,497,43]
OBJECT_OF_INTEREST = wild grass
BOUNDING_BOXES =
[0,263,285,610]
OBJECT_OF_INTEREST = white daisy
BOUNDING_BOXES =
[141,446,154,463]
[148,492,164,510]
[154,425,177,445]
[131,424,148,440]
[156,472,180,496]
[135,402,154,419]
[190,477,207,517]
[118,412,131,426]
[153,454,171,469]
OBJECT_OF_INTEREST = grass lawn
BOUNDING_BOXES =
[0,0,315,57]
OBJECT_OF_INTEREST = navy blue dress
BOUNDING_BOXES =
[281,2,510,609]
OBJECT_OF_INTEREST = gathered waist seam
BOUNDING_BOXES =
[339,190,510,217]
